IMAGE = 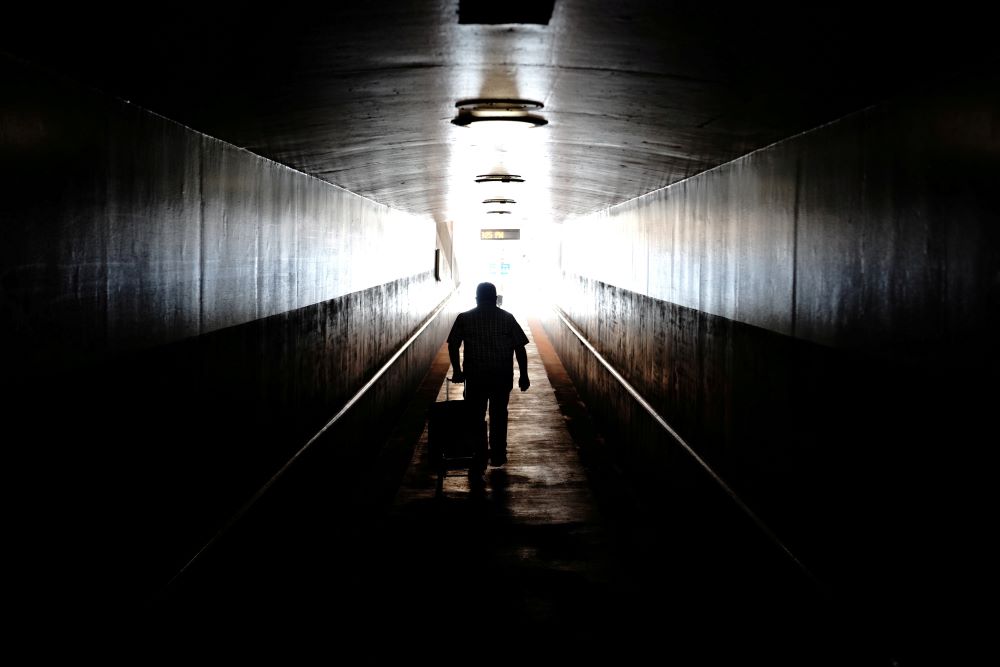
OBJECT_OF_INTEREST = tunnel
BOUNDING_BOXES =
[2,2,998,664]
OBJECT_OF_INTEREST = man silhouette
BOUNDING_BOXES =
[448,282,530,487]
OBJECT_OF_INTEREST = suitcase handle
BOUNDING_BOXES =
[445,376,463,401]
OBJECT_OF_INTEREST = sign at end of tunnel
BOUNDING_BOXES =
[481,229,520,240]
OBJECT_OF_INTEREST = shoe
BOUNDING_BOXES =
[490,450,507,467]
[468,470,487,488]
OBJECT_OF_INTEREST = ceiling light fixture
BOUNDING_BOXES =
[475,174,524,183]
[452,99,547,128]
[483,198,516,204]
[487,210,513,214]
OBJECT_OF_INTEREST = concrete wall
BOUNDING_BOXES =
[546,85,999,654]
[1,55,458,610]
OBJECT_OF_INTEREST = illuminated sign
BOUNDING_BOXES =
[480,229,521,240]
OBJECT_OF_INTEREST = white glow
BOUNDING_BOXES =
[464,118,539,133]
[445,114,552,234]
[449,215,560,321]
[469,109,530,119]
[443,24,557,295]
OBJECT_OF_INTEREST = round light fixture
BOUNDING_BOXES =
[452,99,547,128]
[483,198,516,204]
[487,210,513,214]
[476,174,524,183]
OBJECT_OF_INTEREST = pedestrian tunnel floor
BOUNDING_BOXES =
[147,319,874,665]
[374,320,623,659]
[316,319,856,664]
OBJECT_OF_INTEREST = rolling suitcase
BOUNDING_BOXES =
[427,378,485,478]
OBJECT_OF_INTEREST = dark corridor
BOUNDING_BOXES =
[3,4,997,665]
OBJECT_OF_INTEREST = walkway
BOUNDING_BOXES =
[145,317,871,665]
[369,319,623,662]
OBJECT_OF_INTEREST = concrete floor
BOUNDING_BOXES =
[376,320,621,659]
[138,318,892,665]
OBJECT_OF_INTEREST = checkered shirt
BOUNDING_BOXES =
[447,306,529,378]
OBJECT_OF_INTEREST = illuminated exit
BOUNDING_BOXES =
[480,228,521,241]
[478,227,520,306]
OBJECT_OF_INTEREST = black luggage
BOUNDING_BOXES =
[427,378,485,477]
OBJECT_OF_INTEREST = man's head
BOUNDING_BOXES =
[475,282,498,307]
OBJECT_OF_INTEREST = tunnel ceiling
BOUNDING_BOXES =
[3,1,994,226]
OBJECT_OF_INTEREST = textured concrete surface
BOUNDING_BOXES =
[4,5,995,224]
[552,88,1000,664]
[2,54,457,626]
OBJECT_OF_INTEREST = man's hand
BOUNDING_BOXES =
[514,345,529,392]
[450,370,465,384]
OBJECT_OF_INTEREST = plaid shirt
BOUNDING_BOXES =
[448,306,529,378]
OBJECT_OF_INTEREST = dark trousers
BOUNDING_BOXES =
[465,375,512,472]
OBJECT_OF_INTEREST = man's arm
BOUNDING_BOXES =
[447,314,465,383]
[515,345,529,391]
[449,340,465,383]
